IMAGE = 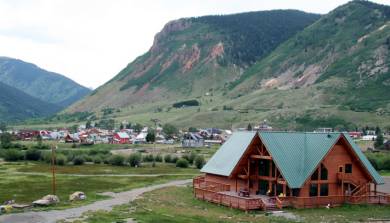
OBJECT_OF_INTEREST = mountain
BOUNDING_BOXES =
[68,10,320,110]
[0,82,61,122]
[67,1,390,130]
[0,57,91,108]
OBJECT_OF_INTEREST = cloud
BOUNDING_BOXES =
[0,0,388,88]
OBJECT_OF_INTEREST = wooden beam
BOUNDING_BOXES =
[250,155,272,160]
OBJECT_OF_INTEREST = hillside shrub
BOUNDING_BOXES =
[164,154,172,163]
[143,154,155,162]
[195,155,205,169]
[155,154,163,162]
[93,156,102,164]
[25,149,42,161]
[109,155,125,166]
[176,158,189,168]
[4,149,24,161]
[128,153,142,167]
[172,100,199,108]
[56,154,67,165]
[73,155,85,165]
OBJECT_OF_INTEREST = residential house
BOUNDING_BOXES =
[113,132,131,144]
[182,133,204,148]
[193,131,388,210]
[64,133,80,143]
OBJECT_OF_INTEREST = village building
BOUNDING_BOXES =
[193,131,389,210]
[113,132,131,144]
[182,132,204,148]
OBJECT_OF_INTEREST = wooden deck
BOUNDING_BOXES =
[193,176,390,211]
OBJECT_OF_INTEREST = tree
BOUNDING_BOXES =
[0,122,6,132]
[188,127,198,132]
[71,125,78,133]
[128,153,142,167]
[247,123,253,131]
[86,120,92,129]
[133,123,143,133]
[195,155,205,169]
[163,123,178,139]
[146,130,156,143]
[119,123,124,130]
[0,132,12,149]
[374,133,384,149]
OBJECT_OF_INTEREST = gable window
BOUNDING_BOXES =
[320,164,328,180]
[310,184,318,197]
[320,184,329,196]
[345,164,352,173]
[259,160,270,176]
[311,169,318,181]
[339,166,343,173]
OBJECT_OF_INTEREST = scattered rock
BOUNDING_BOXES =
[69,192,86,202]
[33,195,60,206]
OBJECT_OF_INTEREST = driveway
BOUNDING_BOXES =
[0,179,191,223]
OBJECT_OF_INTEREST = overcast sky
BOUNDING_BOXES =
[0,0,388,89]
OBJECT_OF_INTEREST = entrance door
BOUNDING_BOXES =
[258,180,268,195]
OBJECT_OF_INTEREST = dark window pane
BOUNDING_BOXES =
[311,169,318,180]
[320,184,329,196]
[321,164,328,180]
[339,166,343,173]
[310,184,318,197]
[259,160,270,176]
[345,164,352,173]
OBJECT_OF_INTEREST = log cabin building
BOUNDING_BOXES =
[193,132,389,210]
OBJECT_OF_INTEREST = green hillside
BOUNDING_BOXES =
[62,1,390,130]
[0,82,61,122]
[0,57,91,108]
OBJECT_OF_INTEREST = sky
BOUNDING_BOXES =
[0,0,389,89]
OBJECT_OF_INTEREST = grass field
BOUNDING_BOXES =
[2,162,200,175]
[78,186,390,223]
[0,162,195,211]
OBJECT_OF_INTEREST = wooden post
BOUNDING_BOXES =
[247,159,250,191]
[51,144,56,195]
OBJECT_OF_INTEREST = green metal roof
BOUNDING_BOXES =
[201,131,384,188]
[201,131,256,176]
[343,134,384,185]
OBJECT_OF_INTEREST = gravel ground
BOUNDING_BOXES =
[0,179,191,223]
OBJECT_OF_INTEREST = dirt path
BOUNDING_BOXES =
[0,179,191,223]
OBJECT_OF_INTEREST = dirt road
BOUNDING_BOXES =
[0,179,191,223]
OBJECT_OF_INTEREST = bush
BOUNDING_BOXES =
[73,155,85,165]
[143,154,155,162]
[109,155,125,166]
[171,156,178,163]
[32,143,50,150]
[84,155,93,162]
[56,154,67,165]
[128,153,142,167]
[93,156,102,164]
[155,154,163,162]
[4,149,24,161]
[383,157,390,170]
[368,156,378,170]
[176,158,189,168]
[195,155,205,169]
[188,152,197,164]
[25,149,42,161]
[41,151,52,163]
[164,154,172,163]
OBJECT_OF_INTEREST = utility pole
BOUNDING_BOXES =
[51,144,57,195]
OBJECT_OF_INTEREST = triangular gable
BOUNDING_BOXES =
[201,131,256,176]
[258,132,340,188]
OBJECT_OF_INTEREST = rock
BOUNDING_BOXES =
[33,195,60,206]
[69,192,86,201]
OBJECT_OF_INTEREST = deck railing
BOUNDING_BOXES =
[194,187,263,210]
[193,176,230,192]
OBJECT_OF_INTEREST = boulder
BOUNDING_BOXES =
[33,195,60,206]
[69,192,86,201]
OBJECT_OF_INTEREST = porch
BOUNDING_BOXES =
[193,176,390,211]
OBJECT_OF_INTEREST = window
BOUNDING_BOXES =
[339,166,343,173]
[310,184,318,197]
[311,169,318,180]
[320,164,328,180]
[259,160,270,176]
[292,189,300,197]
[345,164,352,173]
[271,162,276,177]
[320,184,329,196]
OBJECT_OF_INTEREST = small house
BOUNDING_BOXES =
[182,133,204,148]
[113,132,130,144]
[193,131,388,210]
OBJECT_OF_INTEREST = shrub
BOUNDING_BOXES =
[93,156,102,164]
[143,154,155,162]
[195,155,205,169]
[109,155,125,166]
[368,156,379,170]
[4,149,24,161]
[155,154,163,162]
[73,155,85,165]
[25,149,42,161]
[56,154,67,165]
[41,151,52,163]
[84,155,93,162]
[32,143,50,150]
[171,156,178,163]
[164,154,172,163]
[128,153,142,167]
[176,158,189,168]
[188,152,197,164]
[383,157,390,170]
